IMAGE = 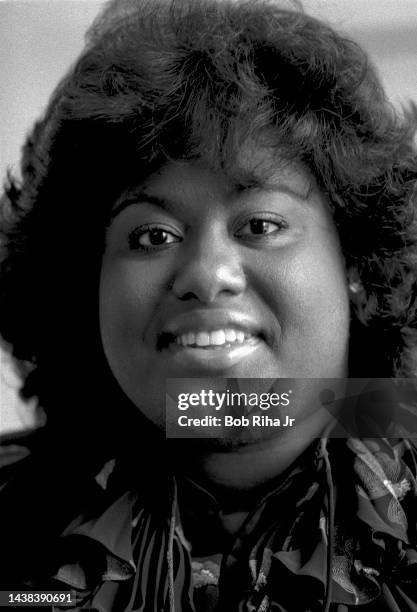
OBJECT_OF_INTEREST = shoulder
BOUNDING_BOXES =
[0,430,138,605]
[0,428,41,489]
[0,428,49,587]
[0,428,114,587]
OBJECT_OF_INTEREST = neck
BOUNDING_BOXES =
[172,433,316,509]
[170,389,342,510]
[171,380,347,501]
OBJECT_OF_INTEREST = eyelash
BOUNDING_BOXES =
[234,216,288,240]
[128,224,181,251]
[127,216,288,252]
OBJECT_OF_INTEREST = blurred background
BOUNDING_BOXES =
[1,0,416,433]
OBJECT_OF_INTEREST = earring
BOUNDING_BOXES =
[349,281,362,294]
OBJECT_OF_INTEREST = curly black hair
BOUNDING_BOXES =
[1,0,417,447]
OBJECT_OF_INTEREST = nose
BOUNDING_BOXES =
[172,231,247,303]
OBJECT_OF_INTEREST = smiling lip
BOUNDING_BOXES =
[158,310,266,371]
[167,335,263,371]
[175,328,252,348]
[161,310,263,342]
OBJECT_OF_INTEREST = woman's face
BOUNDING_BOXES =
[100,148,350,433]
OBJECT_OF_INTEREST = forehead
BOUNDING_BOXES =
[145,143,313,196]
[222,143,312,191]
[110,141,317,217]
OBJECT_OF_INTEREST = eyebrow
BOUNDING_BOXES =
[231,168,312,200]
[110,178,312,221]
[239,179,312,201]
[110,191,173,220]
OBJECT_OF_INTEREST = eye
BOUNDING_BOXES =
[128,225,182,251]
[235,217,287,239]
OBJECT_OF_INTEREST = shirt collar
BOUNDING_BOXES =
[52,460,138,590]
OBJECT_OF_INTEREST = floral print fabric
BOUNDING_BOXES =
[0,435,416,611]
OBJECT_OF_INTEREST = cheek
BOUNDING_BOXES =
[291,237,350,369]
[259,239,347,315]
[99,259,172,427]
[255,230,350,370]
[290,256,350,351]
[99,261,164,361]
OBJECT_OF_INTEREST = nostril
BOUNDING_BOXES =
[177,291,200,302]
[171,256,246,303]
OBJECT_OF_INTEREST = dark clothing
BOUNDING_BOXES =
[0,430,416,611]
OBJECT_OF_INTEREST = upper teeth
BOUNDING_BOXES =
[175,329,249,347]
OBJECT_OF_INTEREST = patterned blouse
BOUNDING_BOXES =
[0,432,416,611]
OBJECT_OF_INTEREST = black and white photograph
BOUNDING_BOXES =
[1,1,417,610]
